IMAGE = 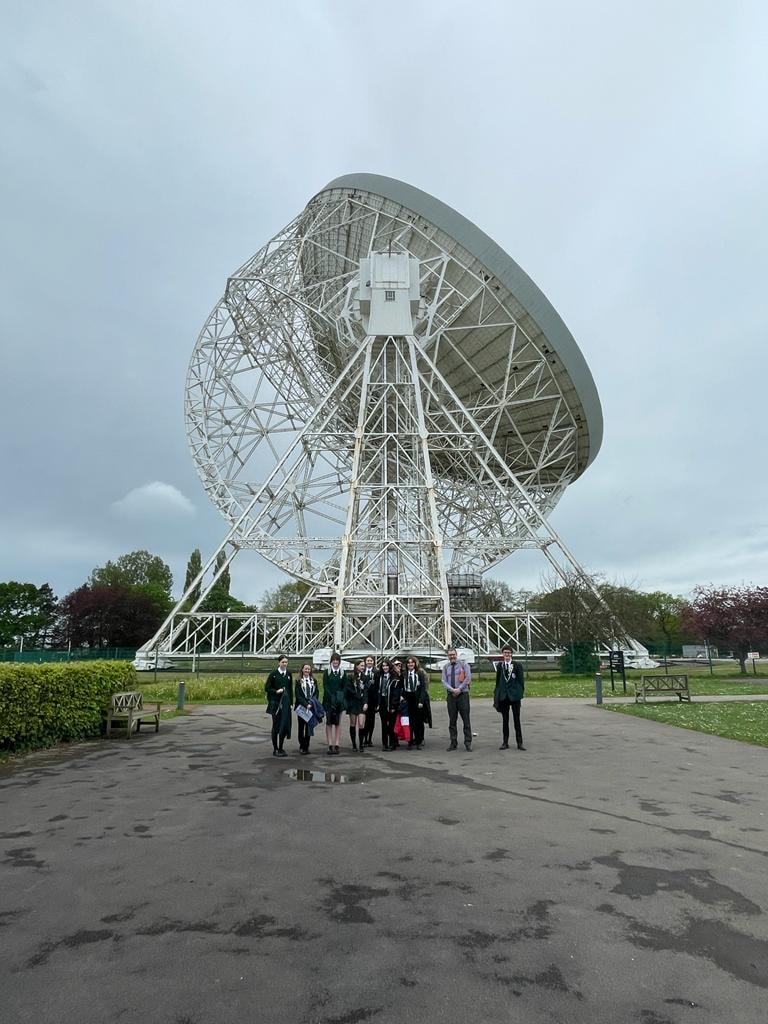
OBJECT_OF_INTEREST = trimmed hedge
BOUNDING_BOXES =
[0,661,137,753]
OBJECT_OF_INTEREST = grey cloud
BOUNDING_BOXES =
[1,0,766,605]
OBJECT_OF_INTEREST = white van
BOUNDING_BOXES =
[132,654,172,672]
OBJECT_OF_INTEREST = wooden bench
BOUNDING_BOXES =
[106,691,162,738]
[635,674,691,704]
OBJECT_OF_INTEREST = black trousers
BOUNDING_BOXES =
[297,717,311,752]
[379,707,397,749]
[498,698,523,746]
[447,691,472,746]
[405,693,425,745]
[363,704,377,742]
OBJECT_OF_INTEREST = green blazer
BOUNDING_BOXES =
[265,668,293,715]
[322,667,347,712]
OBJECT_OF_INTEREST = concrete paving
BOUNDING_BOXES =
[1,698,767,1024]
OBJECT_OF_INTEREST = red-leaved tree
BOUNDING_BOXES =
[686,585,768,674]
[54,585,166,649]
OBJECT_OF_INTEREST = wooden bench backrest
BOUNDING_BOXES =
[639,674,689,691]
[110,691,144,712]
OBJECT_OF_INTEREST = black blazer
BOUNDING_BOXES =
[294,676,319,709]
[402,668,427,703]
[494,660,525,704]
[359,669,379,712]
[344,673,369,714]
[377,674,402,712]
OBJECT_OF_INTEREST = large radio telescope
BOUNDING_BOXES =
[144,174,623,659]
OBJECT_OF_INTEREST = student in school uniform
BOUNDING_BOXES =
[344,659,369,753]
[361,654,378,747]
[322,652,347,755]
[294,662,319,755]
[402,655,428,749]
[377,658,402,751]
[265,653,293,757]
[493,644,526,750]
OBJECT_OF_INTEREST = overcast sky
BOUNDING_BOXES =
[2,0,766,607]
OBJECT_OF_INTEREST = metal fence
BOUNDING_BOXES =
[0,648,136,664]
[642,644,703,658]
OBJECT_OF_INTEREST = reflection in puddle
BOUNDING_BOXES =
[237,735,267,743]
[286,769,356,784]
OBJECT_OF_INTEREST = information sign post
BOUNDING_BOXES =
[609,650,626,694]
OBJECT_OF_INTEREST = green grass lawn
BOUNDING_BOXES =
[138,665,768,705]
[606,700,768,747]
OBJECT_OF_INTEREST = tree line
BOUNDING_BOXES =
[0,548,241,650]
[1,551,767,674]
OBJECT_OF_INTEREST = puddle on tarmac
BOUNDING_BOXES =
[285,768,357,784]
[237,735,267,743]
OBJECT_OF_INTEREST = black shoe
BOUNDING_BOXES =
[517,744,526,751]
[334,745,340,755]
[327,745,334,755]
[447,743,457,751]
[299,748,308,755]
[499,742,509,750]
[272,750,279,757]
[277,749,288,758]
[465,744,472,752]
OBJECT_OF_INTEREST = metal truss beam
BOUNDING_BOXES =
[138,191,645,660]
[143,606,570,661]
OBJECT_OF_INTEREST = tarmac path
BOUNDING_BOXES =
[1,698,767,1024]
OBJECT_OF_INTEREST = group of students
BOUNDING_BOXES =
[264,645,526,756]
[265,651,430,757]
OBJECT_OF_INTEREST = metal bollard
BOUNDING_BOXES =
[595,672,603,705]
[177,681,186,711]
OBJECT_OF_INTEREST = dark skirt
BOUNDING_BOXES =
[346,695,367,715]
[271,698,292,738]
[325,706,343,726]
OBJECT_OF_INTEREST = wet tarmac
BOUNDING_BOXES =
[1,698,767,1023]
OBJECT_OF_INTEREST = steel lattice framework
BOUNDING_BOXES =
[140,174,640,660]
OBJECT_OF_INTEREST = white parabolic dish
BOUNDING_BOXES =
[185,173,604,587]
